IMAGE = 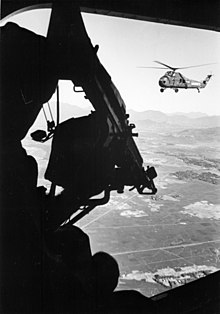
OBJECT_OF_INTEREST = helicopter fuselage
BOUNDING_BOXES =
[159,71,211,93]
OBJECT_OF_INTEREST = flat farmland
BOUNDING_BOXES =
[23,116,220,297]
[77,124,220,297]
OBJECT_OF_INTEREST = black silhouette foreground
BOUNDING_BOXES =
[0,3,158,313]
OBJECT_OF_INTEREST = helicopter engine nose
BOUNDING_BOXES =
[159,76,169,87]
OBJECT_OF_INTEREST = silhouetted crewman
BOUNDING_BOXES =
[1,19,158,314]
[0,22,121,313]
[1,22,57,312]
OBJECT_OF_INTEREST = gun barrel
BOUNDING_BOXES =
[79,58,157,194]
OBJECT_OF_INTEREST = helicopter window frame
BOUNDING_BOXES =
[1,5,220,303]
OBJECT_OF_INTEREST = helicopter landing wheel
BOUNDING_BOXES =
[160,88,165,93]
[175,89,178,93]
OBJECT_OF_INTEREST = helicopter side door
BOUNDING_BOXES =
[168,71,177,88]
[178,73,187,88]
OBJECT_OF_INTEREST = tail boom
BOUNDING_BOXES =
[201,74,212,88]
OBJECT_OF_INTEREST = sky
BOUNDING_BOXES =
[1,8,220,115]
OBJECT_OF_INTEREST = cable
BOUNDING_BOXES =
[42,106,48,122]
[47,102,54,122]
[49,83,60,197]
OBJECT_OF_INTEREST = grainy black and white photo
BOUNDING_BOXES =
[1,1,220,313]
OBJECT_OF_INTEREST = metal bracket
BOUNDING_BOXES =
[65,188,111,225]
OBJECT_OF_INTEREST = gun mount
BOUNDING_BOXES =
[42,2,157,227]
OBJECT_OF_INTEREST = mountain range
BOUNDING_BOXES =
[29,102,220,133]
[29,102,92,132]
[127,109,220,129]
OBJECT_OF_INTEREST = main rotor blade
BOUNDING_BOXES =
[137,66,167,69]
[154,61,177,71]
[154,61,216,71]
[176,63,217,70]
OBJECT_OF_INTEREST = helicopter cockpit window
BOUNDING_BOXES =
[167,70,175,77]
[1,6,220,302]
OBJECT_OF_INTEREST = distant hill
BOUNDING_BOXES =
[29,105,220,134]
[167,112,208,119]
[29,102,92,132]
[128,109,168,122]
[170,127,220,145]
[177,127,220,140]
[128,109,220,129]
[189,116,220,128]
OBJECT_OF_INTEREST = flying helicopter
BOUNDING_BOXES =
[139,61,213,93]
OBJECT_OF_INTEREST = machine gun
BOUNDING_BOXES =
[44,2,157,226]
